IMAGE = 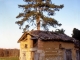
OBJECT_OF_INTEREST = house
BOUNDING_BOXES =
[17,30,80,60]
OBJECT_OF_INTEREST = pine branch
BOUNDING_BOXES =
[16,0,64,31]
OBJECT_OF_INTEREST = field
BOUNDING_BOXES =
[0,57,19,60]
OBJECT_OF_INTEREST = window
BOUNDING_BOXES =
[25,44,27,48]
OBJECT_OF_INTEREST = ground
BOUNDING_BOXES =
[0,57,19,60]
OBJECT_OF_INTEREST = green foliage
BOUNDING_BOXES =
[0,57,19,60]
[72,28,80,41]
[55,29,65,34]
[16,0,64,31]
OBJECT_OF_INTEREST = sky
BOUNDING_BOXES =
[0,0,80,49]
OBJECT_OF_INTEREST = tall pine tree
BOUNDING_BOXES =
[16,0,64,32]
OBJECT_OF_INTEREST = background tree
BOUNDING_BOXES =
[0,48,19,57]
[72,28,80,49]
[16,0,64,32]
[72,28,80,41]
[0,49,4,57]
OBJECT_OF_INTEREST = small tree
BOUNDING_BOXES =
[16,0,64,32]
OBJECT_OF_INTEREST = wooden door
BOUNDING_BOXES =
[65,49,72,60]
[34,52,40,60]
[76,50,80,60]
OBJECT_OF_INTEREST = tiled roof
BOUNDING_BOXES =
[30,30,75,42]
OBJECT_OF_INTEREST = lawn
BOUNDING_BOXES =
[0,57,19,60]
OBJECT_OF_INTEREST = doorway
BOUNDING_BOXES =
[76,50,80,60]
[64,49,72,60]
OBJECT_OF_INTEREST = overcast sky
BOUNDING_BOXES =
[0,0,80,49]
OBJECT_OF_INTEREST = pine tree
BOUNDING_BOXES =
[55,29,65,34]
[16,0,64,32]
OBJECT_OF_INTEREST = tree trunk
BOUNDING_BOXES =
[36,16,40,30]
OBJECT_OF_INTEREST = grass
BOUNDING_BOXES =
[0,57,19,60]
